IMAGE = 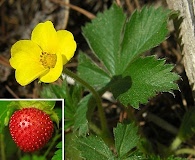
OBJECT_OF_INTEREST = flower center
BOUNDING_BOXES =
[40,52,57,69]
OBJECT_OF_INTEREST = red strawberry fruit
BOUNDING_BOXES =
[9,107,54,152]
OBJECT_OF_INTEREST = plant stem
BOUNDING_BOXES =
[175,148,195,156]
[170,136,182,151]
[63,68,110,140]
[0,133,6,160]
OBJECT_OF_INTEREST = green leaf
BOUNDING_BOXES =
[64,82,83,130]
[65,132,82,160]
[82,4,170,76]
[76,135,115,160]
[108,75,131,99]
[114,123,139,158]
[54,107,62,121]
[113,56,179,108]
[43,80,82,130]
[74,88,101,135]
[82,4,126,75]
[56,141,62,148]
[52,141,62,160]
[40,82,67,98]
[118,6,170,74]
[78,52,111,88]
[74,95,91,135]
[0,101,11,133]
[79,4,178,109]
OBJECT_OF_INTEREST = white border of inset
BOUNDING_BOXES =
[0,98,64,160]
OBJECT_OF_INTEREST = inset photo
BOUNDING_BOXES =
[0,99,64,160]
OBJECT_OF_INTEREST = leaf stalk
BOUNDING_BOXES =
[63,68,111,144]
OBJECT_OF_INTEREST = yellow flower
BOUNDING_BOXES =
[9,21,76,86]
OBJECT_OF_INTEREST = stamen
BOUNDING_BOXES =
[40,52,57,69]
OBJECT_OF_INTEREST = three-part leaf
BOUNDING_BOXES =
[78,4,179,108]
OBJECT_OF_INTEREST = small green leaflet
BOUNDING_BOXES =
[41,82,67,98]
[114,56,179,108]
[76,135,114,160]
[82,4,126,75]
[0,101,12,133]
[52,142,62,160]
[114,123,139,158]
[41,80,83,131]
[74,94,91,135]
[65,132,82,159]
[63,82,82,130]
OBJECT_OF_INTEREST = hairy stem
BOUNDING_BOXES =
[63,68,110,142]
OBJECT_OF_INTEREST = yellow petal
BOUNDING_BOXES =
[39,53,63,83]
[15,63,48,86]
[10,40,42,69]
[9,40,48,86]
[56,30,77,64]
[31,21,58,54]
